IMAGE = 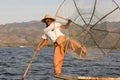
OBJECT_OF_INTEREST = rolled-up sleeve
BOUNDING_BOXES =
[41,34,48,39]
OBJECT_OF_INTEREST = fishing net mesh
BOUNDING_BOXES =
[55,0,120,60]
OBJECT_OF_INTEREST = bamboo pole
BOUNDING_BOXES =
[21,51,38,80]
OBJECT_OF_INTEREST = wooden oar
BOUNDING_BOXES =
[21,50,38,80]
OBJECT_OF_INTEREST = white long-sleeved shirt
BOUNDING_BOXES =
[42,22,64,42]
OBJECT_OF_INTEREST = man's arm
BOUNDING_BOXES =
[60,19,72,29]
[35,39,48,52]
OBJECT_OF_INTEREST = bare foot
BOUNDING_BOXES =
[80,46,87,57]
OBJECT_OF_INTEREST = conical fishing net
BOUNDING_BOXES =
[55,0,120,60]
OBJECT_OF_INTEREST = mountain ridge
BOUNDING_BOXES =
[0,21,120,48]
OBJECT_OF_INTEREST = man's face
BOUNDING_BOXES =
[45,18,53,26]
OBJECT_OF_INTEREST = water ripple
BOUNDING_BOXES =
[0,47,120,80]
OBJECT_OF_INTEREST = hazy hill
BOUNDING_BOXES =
[0,21,120,48]
[0,21,47,47]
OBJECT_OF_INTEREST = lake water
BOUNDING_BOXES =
[0,47,120,80]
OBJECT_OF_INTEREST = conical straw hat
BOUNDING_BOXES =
[41,14,55,22]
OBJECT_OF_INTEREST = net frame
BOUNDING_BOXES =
[54,0,120,60]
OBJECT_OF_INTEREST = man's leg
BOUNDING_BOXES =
[69,39,87,57]
[54,45,65,76]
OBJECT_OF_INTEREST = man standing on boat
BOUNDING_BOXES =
[35,14,86,77]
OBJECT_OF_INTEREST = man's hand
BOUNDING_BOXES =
[34,39,48,52]
[68,19,72,24]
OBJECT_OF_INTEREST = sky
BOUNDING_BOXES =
[0,0,120,25]
[0,0,63,24]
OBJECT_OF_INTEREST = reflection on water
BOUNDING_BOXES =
[0,47,120,80]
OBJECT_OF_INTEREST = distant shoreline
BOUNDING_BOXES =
[0,43,54,48]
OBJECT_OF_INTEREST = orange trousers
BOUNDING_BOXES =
[53,36,86,75]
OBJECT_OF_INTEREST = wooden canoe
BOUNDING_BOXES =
[55,75,120,80]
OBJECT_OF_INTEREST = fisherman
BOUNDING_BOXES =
[35,14,86,77]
